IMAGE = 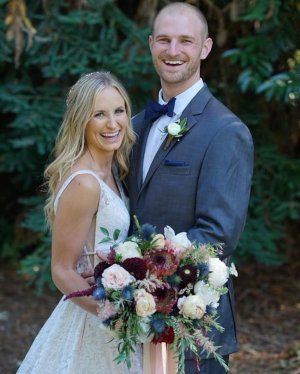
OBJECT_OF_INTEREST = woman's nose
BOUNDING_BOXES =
[107,116,118,128]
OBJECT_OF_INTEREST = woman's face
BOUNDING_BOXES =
[84,86,128,156]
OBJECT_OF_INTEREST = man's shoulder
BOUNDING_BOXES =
[132,110,147,133]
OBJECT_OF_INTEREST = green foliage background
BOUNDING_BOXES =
[0,0,299,292]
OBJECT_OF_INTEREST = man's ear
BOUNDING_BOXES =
[149,35,153,51]
[200,37,213,60]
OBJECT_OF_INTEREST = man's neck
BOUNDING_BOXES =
[161,76,201,101]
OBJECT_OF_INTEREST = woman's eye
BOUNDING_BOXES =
[95,112,104,118]
[116,108,125,114]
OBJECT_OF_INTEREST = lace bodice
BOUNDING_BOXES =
[17,170,142,374]
[54,170,130,272]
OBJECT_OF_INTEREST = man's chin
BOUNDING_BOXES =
[160,71,186,85]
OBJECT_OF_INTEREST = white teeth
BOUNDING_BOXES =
[101,131,119,138]
[165,60,183,65]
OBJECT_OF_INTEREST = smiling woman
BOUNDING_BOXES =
[16,72,142,374]
[85,86,128,155]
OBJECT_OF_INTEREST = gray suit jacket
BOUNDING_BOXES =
[127,85,254,355]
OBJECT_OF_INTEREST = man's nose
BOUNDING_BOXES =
[166,40,179,56]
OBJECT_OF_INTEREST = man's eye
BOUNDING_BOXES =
[158,38,169,43]
[182,39,192,44]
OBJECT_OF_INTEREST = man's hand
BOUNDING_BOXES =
[81,270,95,286]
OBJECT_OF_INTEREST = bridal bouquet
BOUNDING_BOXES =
[65,217,237,373]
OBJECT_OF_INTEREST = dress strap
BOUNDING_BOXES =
[54,170,101,214]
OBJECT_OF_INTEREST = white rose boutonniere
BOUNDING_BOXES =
[163,117,188,150]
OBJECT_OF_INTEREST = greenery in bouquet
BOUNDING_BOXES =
[65,216,237,373]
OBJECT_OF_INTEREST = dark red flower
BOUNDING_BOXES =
[107,248,117,264]
[64,285,96,300]
[177,264,198,288]
[152,326,175,344]
[94,262,110,280]
[145,248,179,278]
[122,258,147,280]
[152,285,177,314]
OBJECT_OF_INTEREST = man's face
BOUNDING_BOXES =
[149,9,212,93]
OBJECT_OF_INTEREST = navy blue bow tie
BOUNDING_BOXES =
[144,97,176,121]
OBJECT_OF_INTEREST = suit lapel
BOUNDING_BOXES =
[138,85,212,196]
[134,118,152,190]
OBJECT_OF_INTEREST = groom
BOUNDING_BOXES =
[127,2,253,373]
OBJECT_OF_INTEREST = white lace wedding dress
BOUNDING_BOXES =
[17,170,143,374]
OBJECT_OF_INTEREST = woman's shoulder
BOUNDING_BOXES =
[54,170,101,213]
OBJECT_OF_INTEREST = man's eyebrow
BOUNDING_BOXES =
[155,34,196,40]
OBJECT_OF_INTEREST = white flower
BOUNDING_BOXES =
[102,264,135,290]
[151,233,165,248]
[164,225,191,257]
[208,258,229,288]
[177,294,206,319]
[116,241,142,261]
[167,122,181,136]
[194,280,220,309]
[134,289,156,317]
[228,262,238,277]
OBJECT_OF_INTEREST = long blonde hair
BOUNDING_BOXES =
[44,71,135,225]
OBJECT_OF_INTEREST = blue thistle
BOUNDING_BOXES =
[198,262,209,278]
[141,223,156,240]
[150,315,166,334]
[122,285,134,301]
[166,273,182,287]
[102,317,113,326]
[206,305,215,316]
[92,287,106,301]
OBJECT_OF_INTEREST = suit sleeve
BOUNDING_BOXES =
[188,122,254,259]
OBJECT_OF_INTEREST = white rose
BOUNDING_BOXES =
[177,295,206,319]
[208,258,229,288]
[167,122,181,136]
[151,234,165,248]
[194,280,220,309]
[134,289,156,317]
[116,241,142,261]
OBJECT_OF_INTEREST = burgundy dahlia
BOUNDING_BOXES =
[122,258,147,280]
[94,262,110,280]
[152,285,177,314]
[177,264,198,288]
[145,248,179,278]
[152,326,175,344]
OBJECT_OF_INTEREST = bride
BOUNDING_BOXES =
[17,71,142,373]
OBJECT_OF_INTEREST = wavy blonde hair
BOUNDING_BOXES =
[44,71,135,225]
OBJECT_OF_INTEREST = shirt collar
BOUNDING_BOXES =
[158,79,204,117]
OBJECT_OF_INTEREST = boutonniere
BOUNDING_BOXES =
[163,118,188,150]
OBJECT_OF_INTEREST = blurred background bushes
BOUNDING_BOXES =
[0,0,299,292]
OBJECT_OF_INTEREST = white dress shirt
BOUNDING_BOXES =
[142,79,204,181]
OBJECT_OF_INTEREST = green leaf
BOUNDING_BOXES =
[113,229,121,241]
[100,227,109,237]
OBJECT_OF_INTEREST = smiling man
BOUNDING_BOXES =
[127,2,254,374]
